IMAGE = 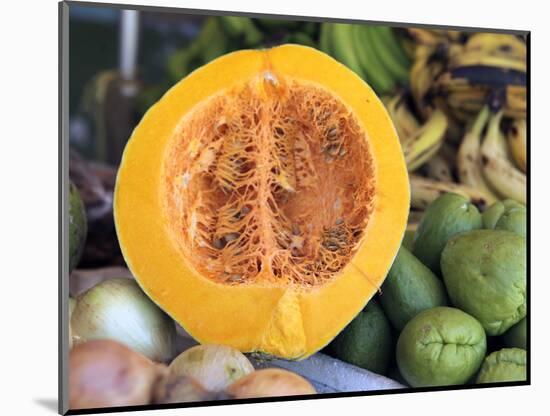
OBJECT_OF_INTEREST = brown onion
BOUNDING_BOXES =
[69,339,166,409]
[153,373,219,404]
[226,368,316,399]
[168,344,254,391]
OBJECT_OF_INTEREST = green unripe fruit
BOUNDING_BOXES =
[326,300,393,375]
[413,193,482,275]
[401,229,415,251]
[441,229,526,336]
[379,246,448,331]
[396,307,486,387]
[476,348,527,383]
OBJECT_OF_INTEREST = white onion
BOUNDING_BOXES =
[71,278,176,362]
[169,344,254,391]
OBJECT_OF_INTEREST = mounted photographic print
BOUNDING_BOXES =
[59,1,529,414]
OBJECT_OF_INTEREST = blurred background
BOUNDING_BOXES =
[68,4,527,271]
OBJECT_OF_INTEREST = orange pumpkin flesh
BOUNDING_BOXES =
[114,45,409,359]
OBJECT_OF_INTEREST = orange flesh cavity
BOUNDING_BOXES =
[115,45,410,359]
[162,75,375,288]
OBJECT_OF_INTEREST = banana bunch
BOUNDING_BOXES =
[479,109,526,204]
[410,174,493,211]
[319,23,411,94]
[432,33,527,120]
[455,104,526,204]
[383,91,448,172]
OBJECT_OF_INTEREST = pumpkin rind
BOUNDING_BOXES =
[114,45,409,359]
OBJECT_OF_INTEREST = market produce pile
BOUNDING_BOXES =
[68,16,528,410]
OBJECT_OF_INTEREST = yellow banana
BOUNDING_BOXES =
[506,85,527,118]
[407,28,449,46]
[507,118,527,172]
[457,106,499,204]
[410,174,493,211]
[449,51,526,72]
[410,55,445,118]
[385,93,421,143]
[480,110,526,204]
[403,109,448,171]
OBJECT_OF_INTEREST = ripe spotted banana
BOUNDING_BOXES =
[384,93,420,143]
[424,153,453,182]
[507,118,527,172]
[449,51,526,72]
[410,50,445,117]
[480,110,526,204]
[464,33,526,61]
[410,174,494,211]
[403,109,448,171]
[457,105,499,204]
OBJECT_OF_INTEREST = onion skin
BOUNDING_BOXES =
[153,374,219,404]
[69,340,166,410]
[168,344,254,391]
[226,368,316,399]
[71,278,176,362]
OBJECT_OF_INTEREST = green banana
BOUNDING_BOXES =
[457,106,499,204]
[374,26,411,69]
[480,110,526,204]
[301,21,318,37]
[319,23,333,55]
[219,16,263,46]
[167,17,228,81]
[352,25,395,93]
[403,108,448,171]
[368,26,410,83]
[199,18,230,63]
[330,23,366,79]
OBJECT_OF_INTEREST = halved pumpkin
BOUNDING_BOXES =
[114,44,409,360]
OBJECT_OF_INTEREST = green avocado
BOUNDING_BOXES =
[396,307,486,387]
[413,193,482,276]
[69,181,87,272]
[326,299,393,375]
[476,348,527,383]
[502,318,527,349]
[379,246,448,331]
[402,229,415,251]
[441,229,526,336]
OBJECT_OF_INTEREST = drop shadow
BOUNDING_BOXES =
[34,398,58,413]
